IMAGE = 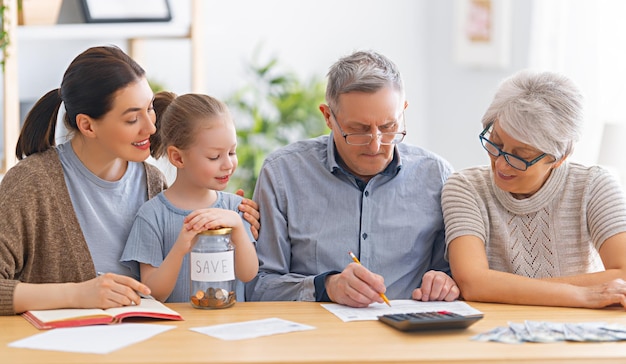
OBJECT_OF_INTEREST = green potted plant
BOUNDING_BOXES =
[227,53,327,195]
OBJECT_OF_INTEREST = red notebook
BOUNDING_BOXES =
[22,299,183,330]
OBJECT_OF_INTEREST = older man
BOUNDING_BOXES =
[246,50,458,307]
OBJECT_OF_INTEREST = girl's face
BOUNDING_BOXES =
[88,78,156,163]
[177,117,238,191]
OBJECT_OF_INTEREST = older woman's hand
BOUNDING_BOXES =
[583,278,626,309]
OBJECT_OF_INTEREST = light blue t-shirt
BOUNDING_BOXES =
[57,142,148,277]
[121,191,255,303]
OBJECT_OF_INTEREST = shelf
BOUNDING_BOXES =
[17,22,191,40]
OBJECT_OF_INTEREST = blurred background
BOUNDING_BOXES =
[2,0,625,190]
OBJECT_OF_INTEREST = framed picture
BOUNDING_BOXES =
[454,0,511,68]
[81,0,172,23]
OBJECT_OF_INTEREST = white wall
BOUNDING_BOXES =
[423,0,533,170]
[160,0,430,146]
[7,0,535,172]
[149,0,533,171]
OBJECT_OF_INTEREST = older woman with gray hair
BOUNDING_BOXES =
[442,70,626,308]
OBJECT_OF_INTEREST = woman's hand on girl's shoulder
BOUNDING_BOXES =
[236,189,260,240]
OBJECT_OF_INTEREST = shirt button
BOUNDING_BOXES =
[364,191,369,197]
[362,233,368,240]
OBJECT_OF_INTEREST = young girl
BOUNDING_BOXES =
[121,92,259,303]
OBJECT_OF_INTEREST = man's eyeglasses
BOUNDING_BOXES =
[329,108,406,146]
[479,122,547,171]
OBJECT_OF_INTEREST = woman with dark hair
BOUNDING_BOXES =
[0,46,259,315]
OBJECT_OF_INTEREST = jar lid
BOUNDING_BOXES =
[198,227,233,236]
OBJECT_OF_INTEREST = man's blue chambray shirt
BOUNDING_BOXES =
[245,134,453,302]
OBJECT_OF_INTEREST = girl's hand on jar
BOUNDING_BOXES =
[184,209,241,232]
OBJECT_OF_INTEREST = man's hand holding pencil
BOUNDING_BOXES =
[322,251,391,308]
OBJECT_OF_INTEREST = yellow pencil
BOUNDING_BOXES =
[348,251,392,307]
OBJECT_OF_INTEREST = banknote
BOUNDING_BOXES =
[472,321,626,344]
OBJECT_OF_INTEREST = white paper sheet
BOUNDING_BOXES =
[321,299,483,322]
[190,318,315,340]
[8,323,175,354]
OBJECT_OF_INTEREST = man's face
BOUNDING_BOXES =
[322,87,407,182]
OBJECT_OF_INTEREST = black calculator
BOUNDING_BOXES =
[378,311,483,332]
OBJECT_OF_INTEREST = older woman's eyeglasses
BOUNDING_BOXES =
[479,122,547,171]
[329,108,406,146]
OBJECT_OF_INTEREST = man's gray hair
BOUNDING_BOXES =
[326,50,404,112]
[481,69,583,160]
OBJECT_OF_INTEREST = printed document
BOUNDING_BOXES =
[322,299,483,322]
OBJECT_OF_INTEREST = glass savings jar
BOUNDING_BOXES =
[190,227,236,309]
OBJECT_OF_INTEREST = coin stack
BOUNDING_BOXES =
[190,287,236,309]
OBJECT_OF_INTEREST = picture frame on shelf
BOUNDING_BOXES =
[454,0,511,69]
[81,0,172,23]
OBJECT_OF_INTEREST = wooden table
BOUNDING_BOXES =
[2,301,626,363]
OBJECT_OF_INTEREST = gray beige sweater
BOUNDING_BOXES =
[0,148,166,315]
[442,162,626,278]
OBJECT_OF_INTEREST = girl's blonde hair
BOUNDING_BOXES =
[150,92,231,159]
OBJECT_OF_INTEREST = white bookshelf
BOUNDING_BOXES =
[17,22,191,40]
